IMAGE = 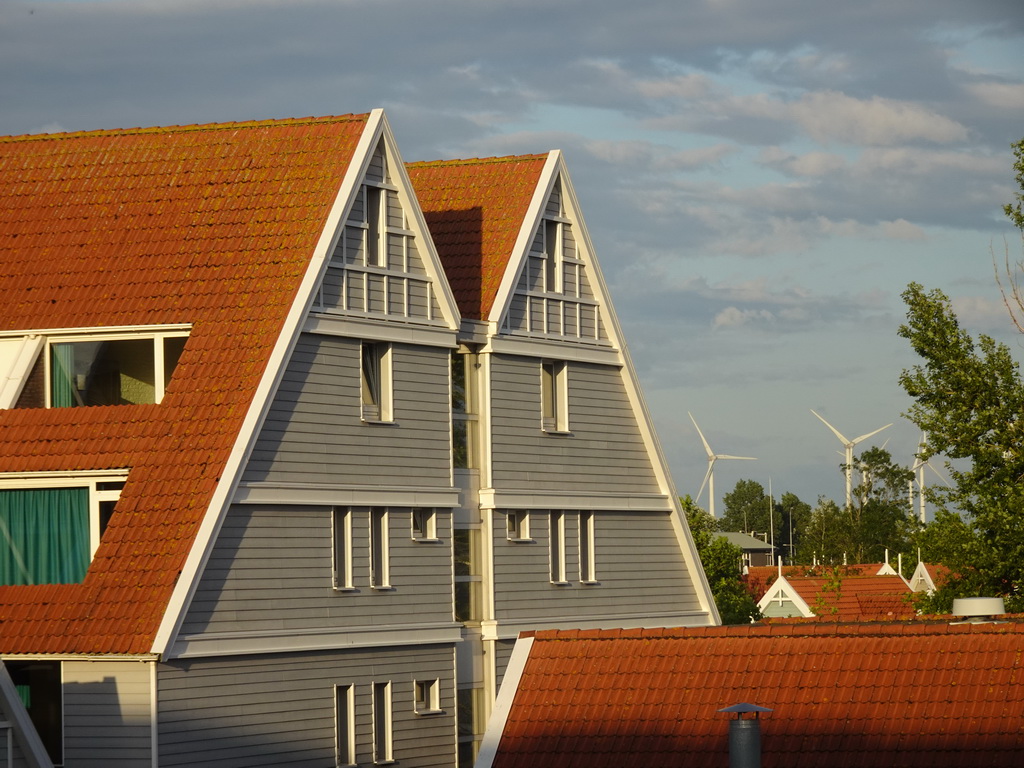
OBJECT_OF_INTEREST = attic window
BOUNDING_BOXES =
[0,473,126,586]
[0,327,189,409]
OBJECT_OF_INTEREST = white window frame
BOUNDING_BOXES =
[0,325,190,409]
[579,511,597,583]
[0,471,127,562]
[414,679,442,715]
[360,341,393,423]
[544,219,563,294]
[332,507,354,591]
[370,508,391,589]
[372,681,394,764]
[549,511,567,584]
[411,508,438,542]
[506,511,531,542]
[541,360,569,433]
[363,184,386,268]
[335,684,356,767]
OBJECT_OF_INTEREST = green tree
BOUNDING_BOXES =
[899,283,1024,610]
[682,496,761,625]
[777,492,811,564]
[1004,138,1024,230]
[720,479,771,536]
[846,447,918,565]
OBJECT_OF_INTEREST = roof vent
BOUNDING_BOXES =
[719,703,772,768]
[951,596,1005,623]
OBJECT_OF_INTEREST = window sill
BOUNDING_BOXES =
[413,537,442,543]
[362,418,398,426]
[333,586,359,593]
[414,709,446,717]
[506,537,535,544]
[541,428,572,436]
[371,585,396,592]
[550,580,571,587]
[580,580,601,586]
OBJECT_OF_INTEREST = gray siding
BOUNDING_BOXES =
[490,356,661,494]
[493,639,516,692]
[180,505,453,636]
[63,661,151,768]
[157,647,456,768]
[491,510,702,621]
[244,335,452,487]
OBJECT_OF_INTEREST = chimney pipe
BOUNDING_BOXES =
[718,703,772,768]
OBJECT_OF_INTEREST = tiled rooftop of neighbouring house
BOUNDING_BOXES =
[0,115,368,653]
[407,155,547,320]
[490,620,1024,768]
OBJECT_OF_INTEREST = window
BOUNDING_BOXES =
[544,219,563,293]
[0,475,125,586]
[361,342,393,422]
[579,511,597,583]
[451,351,479,469]
[332,507,354,590]
[457,686,486,767]
[549,511,566,584]
[335,685,356,767]
[370,509,391,589]
[364,185,385,268]
[6,660,61,765]
[454,528,482,622]
[0,328,188,409]
[414,679,441,714]
[411,508,437,541]
[541,360,568,433]
[506,511,530,541]
[372,681,393,764]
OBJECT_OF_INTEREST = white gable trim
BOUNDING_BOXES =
[475,634,535,768]
[152,111,387,657]
[756,575,815,618]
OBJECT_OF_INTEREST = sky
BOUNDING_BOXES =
[2,0,1022,520]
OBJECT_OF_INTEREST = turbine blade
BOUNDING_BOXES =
[811,409,850,444]
[926,462,952,487]
[717,455,757,461]
[696,461,714,503]
[851,423,893,445]
[688,412,714,458]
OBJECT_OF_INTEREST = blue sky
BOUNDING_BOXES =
[2,0,1022,518]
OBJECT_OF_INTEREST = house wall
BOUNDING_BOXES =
[243,335,452,487]
[179,504,453,636]
[489,356,661,494]
[63,660,152,768]
[157,646,456,768]
[490,509,702,622]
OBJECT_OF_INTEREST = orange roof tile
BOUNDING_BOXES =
[407,155,547,320]
[0,114,368,654]
[784,574,915,620]
[494,620,1024,768]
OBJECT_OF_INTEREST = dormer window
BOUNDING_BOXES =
[0,472,127,585]
[0,326,189,409]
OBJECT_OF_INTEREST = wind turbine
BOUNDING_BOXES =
[909,433,951,522]
[811,409,892,507]
[689,412,757,519]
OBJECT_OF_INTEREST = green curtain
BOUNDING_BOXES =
[50,344,76,408]
[0,487,90,585]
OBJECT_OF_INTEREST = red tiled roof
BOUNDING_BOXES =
[493,621,1024,768]
[0,115,368,654]
[783,574,915,620]
[407,155,546,320]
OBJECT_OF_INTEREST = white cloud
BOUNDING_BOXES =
[965,81,1024,110]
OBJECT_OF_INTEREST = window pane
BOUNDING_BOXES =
[52,339,156,406]
[6,661,62,764]
[0,488,89,585]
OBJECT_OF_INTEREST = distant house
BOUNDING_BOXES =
[756,568,914,620]
[908,561,951,594]
[0,111,717,766]
[478,619,1024,768]
[718,531,775,569]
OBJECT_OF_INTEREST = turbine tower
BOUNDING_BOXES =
[910,433,950,522]
[689,412,756,519]
[811,409,892,507]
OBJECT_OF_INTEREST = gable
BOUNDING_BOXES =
[312,127,460,339]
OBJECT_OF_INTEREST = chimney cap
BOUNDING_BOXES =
[951,597,1005,618]
[719,703,773,714]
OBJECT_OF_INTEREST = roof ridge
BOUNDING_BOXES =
[1,113,370,143]
[406,154,548,169]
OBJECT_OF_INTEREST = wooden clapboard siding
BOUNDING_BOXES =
[489,355,662,494]
[243,335,451,487]
[157,646,456,768]
[491,510,702,622]
[63,661,152,767]
[180,505,453,636]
